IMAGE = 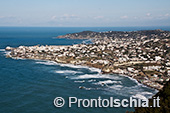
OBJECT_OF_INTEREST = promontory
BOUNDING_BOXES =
[5,29,170,90]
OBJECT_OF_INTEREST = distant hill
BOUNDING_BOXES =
[57,29,170,39]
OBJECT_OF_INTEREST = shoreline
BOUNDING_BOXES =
[6,53,160,91]
[6,55,158,100]
[4,44,164,90]
[5,29,170,90]
[36,58,158,92]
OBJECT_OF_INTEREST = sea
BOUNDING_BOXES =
[0,26,170,113]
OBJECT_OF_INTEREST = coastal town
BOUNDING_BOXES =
[5,29,170,90]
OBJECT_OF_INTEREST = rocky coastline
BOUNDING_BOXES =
[5,29,170,90]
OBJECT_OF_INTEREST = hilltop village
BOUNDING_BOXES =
[6,29,170,90]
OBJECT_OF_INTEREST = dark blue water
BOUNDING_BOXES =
[0,27,169,113]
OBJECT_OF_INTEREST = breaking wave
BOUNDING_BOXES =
[71,74,122,80]
[35,60,101,73]
[100,80,122,84]
[55,70,82,74]
[0,49,5,51]
[34,60,157,99]
[74,80,85,83]
[35,61,57,65]
[132,94,147,100]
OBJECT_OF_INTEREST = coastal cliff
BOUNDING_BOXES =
[6,30,170,90]
[133,80,170,113]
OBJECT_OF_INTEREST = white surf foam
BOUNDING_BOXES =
[99,80,121,84]
[60,63,101,73]
[132,94,147,100]
[71,74,122,80]
[103,82,156,98]
[119,74,144,86]
[79,86,98,90]
[109,85,123,90]
[121,74,158,93]
[140,92,153,95]
[36,61,57,65]
[88,79,96,82]
[0,49,11,56]
[55,70,82,74]
[74,80,85,83]
[0,49,5,51]
[35,60,157,98]
[35,61,101,73]
[73,74,99,79]
[84,87,93,90]
[96,80,122,85]
[88,67,101,73]
[11,57,26,60]
[60,63,88,68]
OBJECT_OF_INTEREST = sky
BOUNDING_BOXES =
[0,0,170,27]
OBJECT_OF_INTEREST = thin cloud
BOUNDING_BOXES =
[93,16,104,19]
[51,14,80,21]
[0,16,16,19]
[0,15,22,24]
[146,13,151,16]
[144,13,153,19]
[51,16,57,20]
[165,13,170,17]
[120,15,128,19]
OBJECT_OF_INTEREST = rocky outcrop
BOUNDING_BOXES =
[132,80,170,113]
[5,46,13,51]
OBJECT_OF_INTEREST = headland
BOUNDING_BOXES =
[5,29,170,90]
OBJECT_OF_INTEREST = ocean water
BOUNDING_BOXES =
[0,27,169,113]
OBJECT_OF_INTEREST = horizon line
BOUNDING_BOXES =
[0,26,170,28]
